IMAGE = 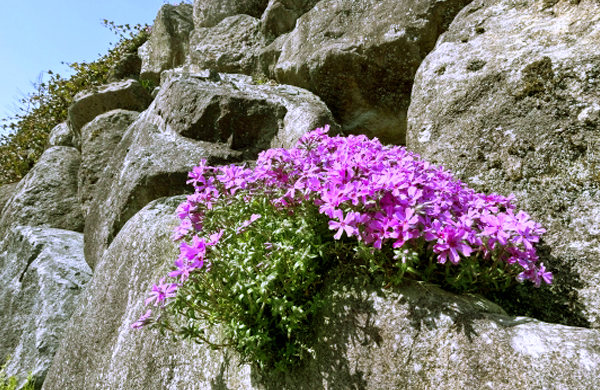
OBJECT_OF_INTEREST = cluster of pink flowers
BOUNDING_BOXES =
[133,126,551,328]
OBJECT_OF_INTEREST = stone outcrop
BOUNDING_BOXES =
[193,0,268,28]
[41,197,600,390]
[139,4,194,84]
[187,14,264,75]
[260,0,319,41]
[272,0,472,145]
[0,146,83,238]
[78,109,140,218]
[68,79,153,134]
[0,226,90,390]
[407,0,600,327]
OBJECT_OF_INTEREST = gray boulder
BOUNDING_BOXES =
[187,14,264,75]
[42,197,600,390]
[273,0,472,145]
[68,79,153,134]
[159,69,338,152]
[0,226,90,390]
[46,122,78,149]
[83,69,336,270]
[139,4,194,84]
[78,110,140,218]
[407,0,600,327]
[0,147,83,238]
[260,0,319,41]
[193,0,268,28]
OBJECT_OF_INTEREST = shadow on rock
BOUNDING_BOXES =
[485,240,590,328]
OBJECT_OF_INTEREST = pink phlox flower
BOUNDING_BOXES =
[329,209,358,240]
[180,236,207,261]
[169,256,193,282]
[480,213,511,248]
[392,208,420,248]
[509,210,545,250]
[207,229,225,246]
[176,201,195,220]
[172,218,192,241]
[537,263,553,285]
[432,226,472,265]
[145,278,178,306]
[131,309,153,329]
[217,164,250,194]
[236,214,261,234]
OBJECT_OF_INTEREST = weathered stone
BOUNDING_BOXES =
[0,182,18,216]
[68,79,152,134]
[0,226,90,390]
[187,14,264,75]
[139,4,194,84]
[260,0,319,41]
[273,0,472,145]
[407,0,600,327]
[46,122,78,149]
[78,110,140,218]
[159,69,338,153]
[193,0,268,28]
[42,197,600,390]
[0,147,83,238]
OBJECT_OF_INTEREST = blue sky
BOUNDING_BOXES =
[0,0,174,135]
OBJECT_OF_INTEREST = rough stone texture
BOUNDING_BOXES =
[0,182,18,216]
[406,0,600,327]
[42,197,600,390]
[187,14,264,75]
[273,0,472,145]
[260,0,320,41]
[46,122,78,149]
[193,0,268,28]
[0,147,83,238]
[68,79,153,134]
[139,4,194,84]
[78,110,140,218]
[0,226,90,390]
[159,69,338,154]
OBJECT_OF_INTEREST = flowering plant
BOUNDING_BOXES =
[133,126,551,369]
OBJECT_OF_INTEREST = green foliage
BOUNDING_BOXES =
[0,358,35,390]
[157,196,345,371]
[0,21,151,185]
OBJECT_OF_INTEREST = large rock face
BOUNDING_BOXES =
[78,109,140,218]
[139,4,195,84]
[273,0,472,144]
[187,14,264,75]
[260,0,320,41]
[68,79,153,134]
[0,146,83,237]
[42,197,600,390]
[83,69,336,270]
[0,226,90,389]
[407,0,600,327]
